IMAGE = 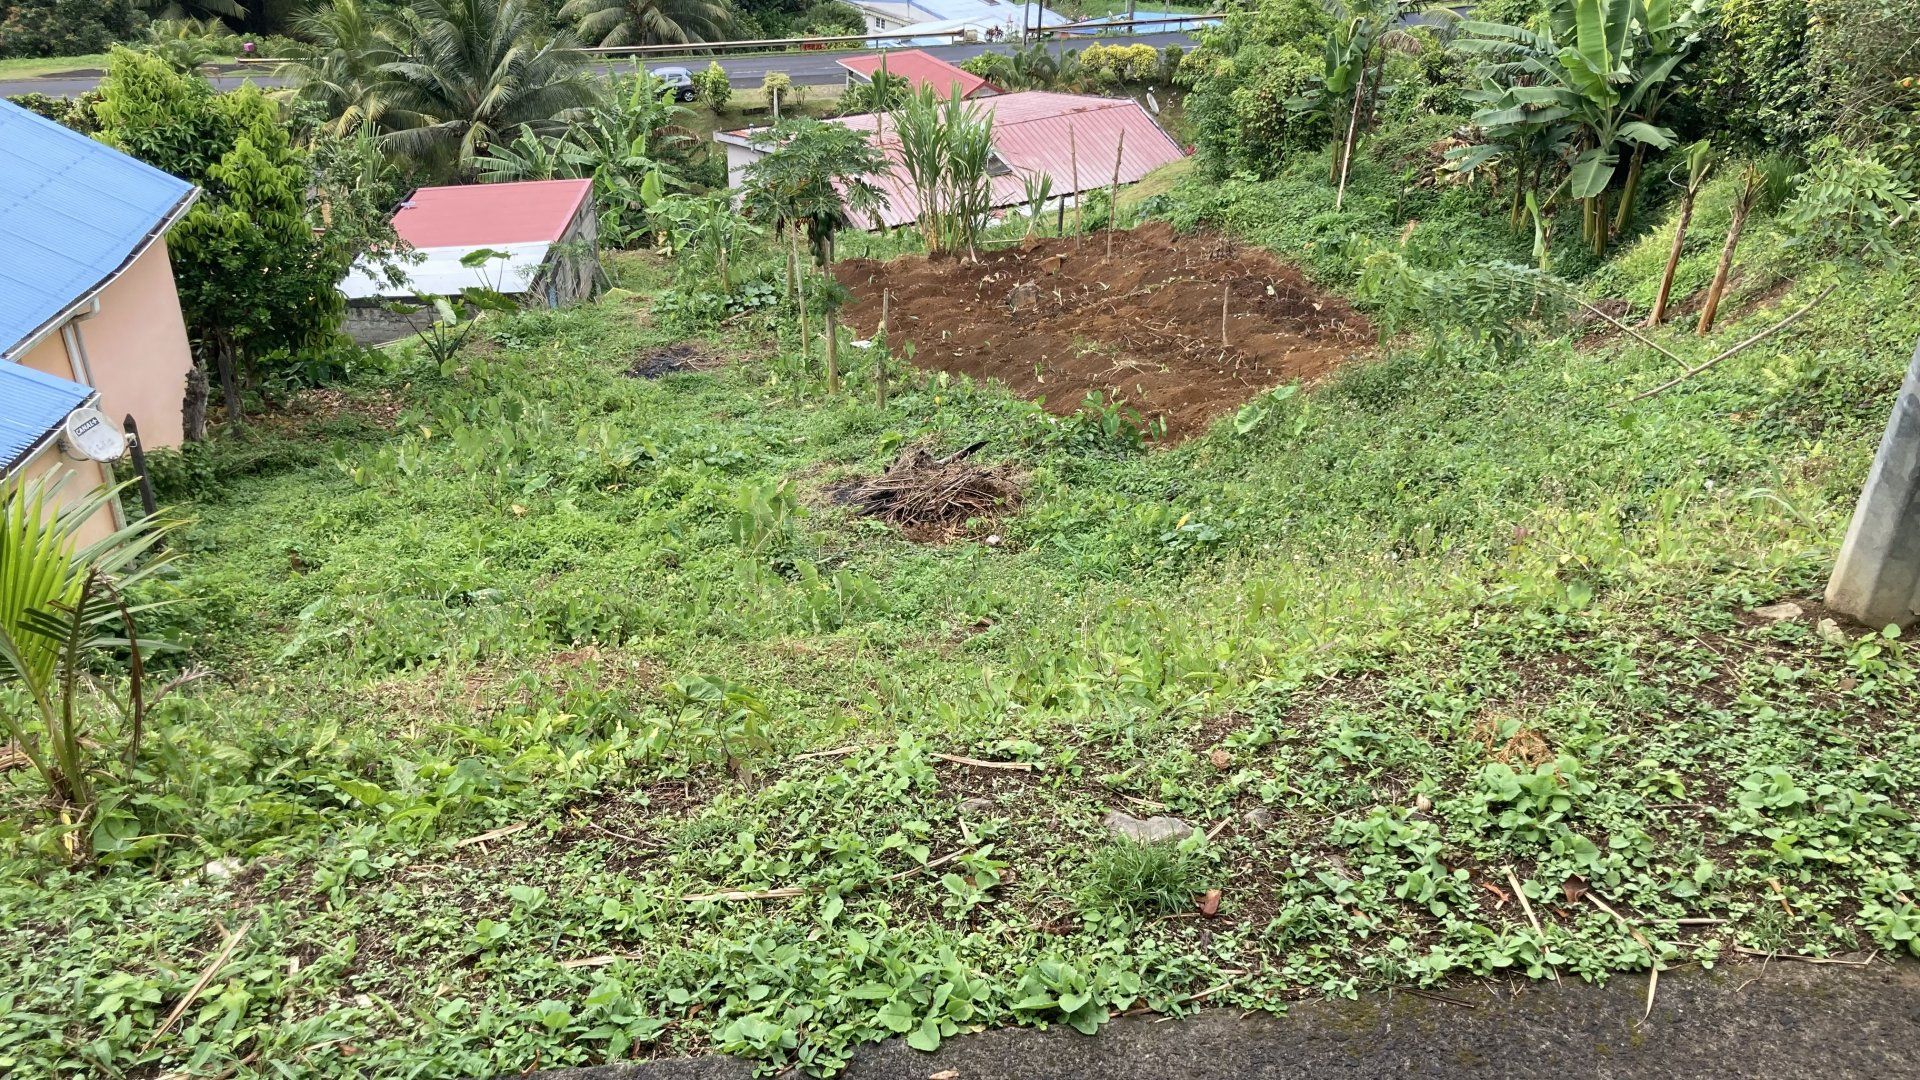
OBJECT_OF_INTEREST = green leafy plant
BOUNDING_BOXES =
[0,473,174,858]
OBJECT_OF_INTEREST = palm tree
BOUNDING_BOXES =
[277,0,406,138]
[560,0,735,48]
[378,0,602,175]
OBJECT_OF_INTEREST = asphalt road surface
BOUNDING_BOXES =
[0,32,1198,99]
[527,956,1920,1080]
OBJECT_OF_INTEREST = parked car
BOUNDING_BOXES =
[650,66,698,102]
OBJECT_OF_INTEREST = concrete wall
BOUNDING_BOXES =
[14,448,116,549]
[15,240,194,450]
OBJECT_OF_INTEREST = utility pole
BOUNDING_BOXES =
[1828,338,1920,628]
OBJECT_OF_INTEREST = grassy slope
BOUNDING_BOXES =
[3,152,1919,1077]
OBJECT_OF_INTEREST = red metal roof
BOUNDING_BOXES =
[832,92,1187,229]
[392,179,594,248]
[837,50,993,99]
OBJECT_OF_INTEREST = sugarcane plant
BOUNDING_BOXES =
[892,85,998,257]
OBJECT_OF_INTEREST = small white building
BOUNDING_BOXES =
[339,179,601,345]
[849,0,1068,42]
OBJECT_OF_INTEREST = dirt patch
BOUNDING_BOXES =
[628,343,721,379]
[827,441,1022,542]
[835,223,1373,441]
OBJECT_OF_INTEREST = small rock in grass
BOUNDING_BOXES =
[1414,793,1433,814]
[1104,810,1194,844]
[201,858,241,882]
[1208,748,1232,770]
[1752,601,1804,623]
[1817,618,1849,645]
[1243,807,1275,831]
[958,797,996,816]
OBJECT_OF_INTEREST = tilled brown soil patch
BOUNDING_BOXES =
[835,223,1373,440]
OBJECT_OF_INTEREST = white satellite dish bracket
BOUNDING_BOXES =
[61,407,128,463]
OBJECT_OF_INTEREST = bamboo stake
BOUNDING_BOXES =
[876,288,890,408]
[1106,130,1126,257]
[1070,125,1081,247]
[792,230,808,375]
[1220,282,1229,348]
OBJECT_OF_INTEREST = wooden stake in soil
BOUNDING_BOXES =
[825,237,840,395]
[1069,124,1081,247]
[1106,129,1126,258]
[792,230,809,374]
[1220,281,1230,348]
[876,288,890,408]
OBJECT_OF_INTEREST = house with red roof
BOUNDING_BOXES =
[715,91,1187,230]
[339,178,601,345]
[837,50,997,100]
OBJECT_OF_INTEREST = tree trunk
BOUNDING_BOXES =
[215,338,242,427]
[182,364,208,443]
[876,288,889,409]
[1648,190,1696,327]
[1612,144,1646,237]
[1588,193,1608,257]
[1696,189,1750,336]
[1334,66,1366,210]
[784,227,798,300]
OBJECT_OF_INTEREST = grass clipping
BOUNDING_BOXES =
[833,441,1022,541]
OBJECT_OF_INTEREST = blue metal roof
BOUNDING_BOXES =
[0,98,196,359]
[0,363,93,473]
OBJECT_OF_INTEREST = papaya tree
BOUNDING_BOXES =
[739,118,887,394]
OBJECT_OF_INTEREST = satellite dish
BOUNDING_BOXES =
[1146,90,1160,115]
[61,407,128,463]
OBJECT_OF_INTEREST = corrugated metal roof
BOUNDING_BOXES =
[340,242,553,300]
[838,51,993,98]
[0,99,197,360]
[835,92,1187,228]
[394,180,593,248]
[0,363,93,473]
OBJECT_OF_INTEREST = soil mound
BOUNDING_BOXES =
[834,223,1373,440]
[830,441,1021,542]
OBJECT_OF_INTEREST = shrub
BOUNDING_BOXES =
[1177,0,1334,178]
[1080,42,1161,86]
[695,60,733,111]
[0,0,136,59]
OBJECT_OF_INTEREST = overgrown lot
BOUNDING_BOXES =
[6,158,1920,1079]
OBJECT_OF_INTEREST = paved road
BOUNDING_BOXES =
[0,32,1198,99]
[529,957,1920,1080]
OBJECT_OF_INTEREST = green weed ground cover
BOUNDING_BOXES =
[3,152,1919,1077]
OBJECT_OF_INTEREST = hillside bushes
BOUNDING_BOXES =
[0,0,136,58]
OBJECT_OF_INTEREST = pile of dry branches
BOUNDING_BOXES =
[834,441,1021,535]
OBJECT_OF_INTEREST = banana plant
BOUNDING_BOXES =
[1455,0,1705,255]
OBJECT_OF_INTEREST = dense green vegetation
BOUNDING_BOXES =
[5,0,1920,1077]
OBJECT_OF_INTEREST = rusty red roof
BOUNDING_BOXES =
[836,50,993,99]
[832,92,1187,229]
[393,179,594,248]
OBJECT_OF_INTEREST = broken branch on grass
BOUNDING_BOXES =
[1732,947,1878,966]
[931,753,1033,772]
[792,744,863,761]
[1586,891,1662,1021]
[559,953,646,970]
[452,822,528,848]
[147,919,257,1050]
[1628,282,1838,400]
[1506,866,1558,984]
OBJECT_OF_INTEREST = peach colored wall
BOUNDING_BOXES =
[11,237,189,543]
[15,450,116,549]
[16,238,192,449]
